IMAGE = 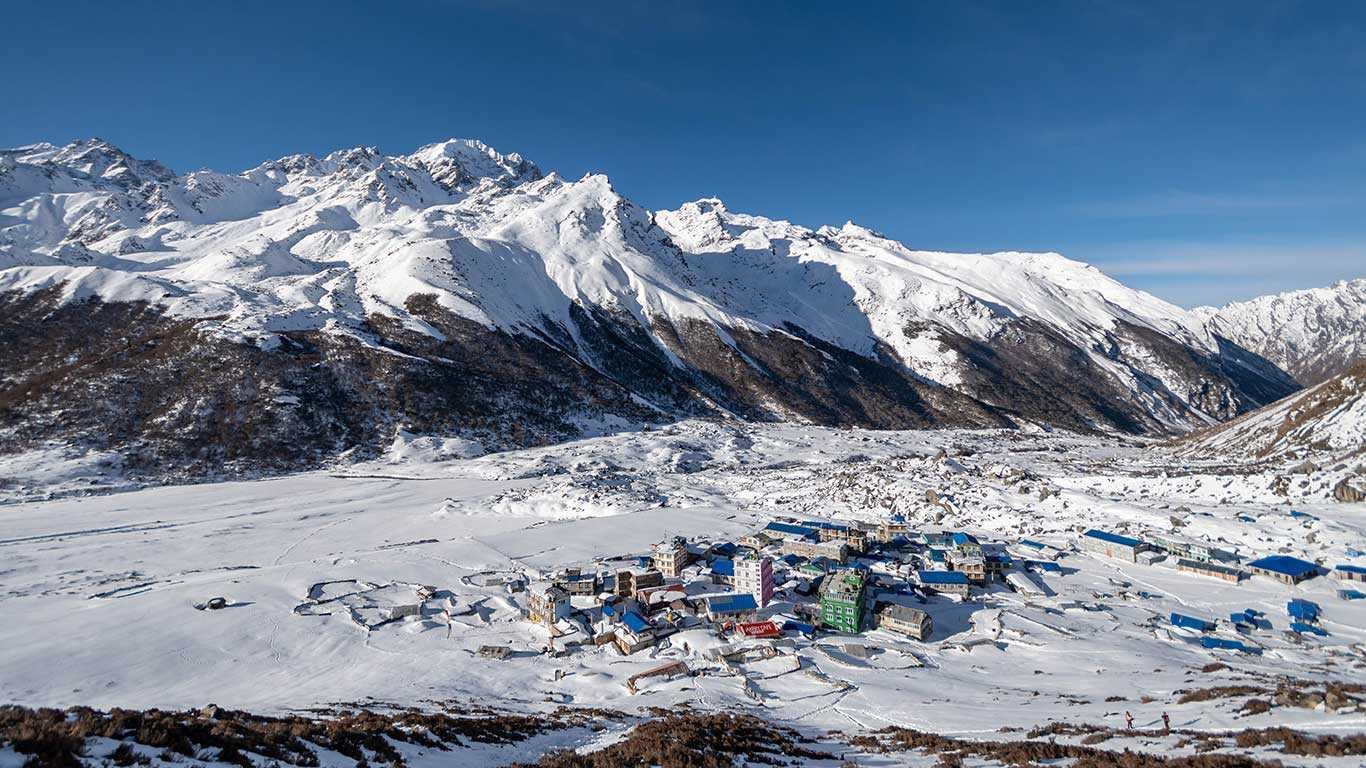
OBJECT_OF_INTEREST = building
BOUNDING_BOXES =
[736,620,782,639]
[1151,534,1225,563]
[1287,599,1320,623]
[1247,555,1319,585]
[950,532,982,557]
[555,568,598,596]
[804,520,869,552]
[526,582,570,626]
[1078,529,1145,562]
[709,557,735,586]
[653,537,690,578]
[739,531,777,550]
[916,570,970,597]
[1176,558,1244,583]
[1005,571,1047,597]
[820,571,867,633]
[1170,612,1215,632]
[876,517,911,544]
[983,551,1012,578]
[614,609,656,654]
[1333,564,1366,583]
[704,593,759,622]
[780,538,849,564]
[876,603,933,640]
[615,568,663,599]
[949,552,987,583]
[734,556,774,608]
[763,521,821,542]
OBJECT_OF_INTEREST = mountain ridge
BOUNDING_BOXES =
[0,136,1337,479]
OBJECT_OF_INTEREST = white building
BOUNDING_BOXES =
[734,556,774,608]
[653,537,690,578]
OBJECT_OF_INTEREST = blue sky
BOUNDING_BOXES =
[4,1,1363,306]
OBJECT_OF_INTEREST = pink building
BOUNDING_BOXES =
[734,556,774,608]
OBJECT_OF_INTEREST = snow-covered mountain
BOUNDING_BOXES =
[0,138,1301,478]
[1195,279,1366,385]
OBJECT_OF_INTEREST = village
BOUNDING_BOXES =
[285,503,1366,698]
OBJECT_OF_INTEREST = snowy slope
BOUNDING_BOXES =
[1177,360,1366,460]
[0,138,1304,477]
[1196,279,1366,385]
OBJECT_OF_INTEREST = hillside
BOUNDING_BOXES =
[1177,360,1365,463]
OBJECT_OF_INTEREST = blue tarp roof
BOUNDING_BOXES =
[951,532,978,546]
[711,542,737,556]
[927,549,946,561]
[1287,599,1320,620]
[710,558,734,577]
[1170,612,1215,632]
[1020,539,1047,549]
[1248,555,1318,577]
[1338,589,1365,601]
[1083,529,1143,548]
[621,610,650,634]
[918,570,970,585]
[782,620,816,635]
[706,593,758,614]
[1026,560,1062,572]
[602,602,618,617]
[1201,637,1261,654]
[1290,621,1328,636]
[1335,564,1366,575]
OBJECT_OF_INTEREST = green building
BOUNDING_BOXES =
[819,571,866,633]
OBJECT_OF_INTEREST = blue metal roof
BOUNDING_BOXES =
[765,521,819,538]
[1339,589,1365,601]
[802,520,850,532]
[601,601,617,617]
[918,570,969,585]
[951,532,978,546]
[710,557,734,577]
[706,593,758,614]
[1026,559,1062,572]
[1020,539,1047,550]
[782,620,816,635]
[1248,555,1318,577]
[621,610,650,634]
[712,542,737,556]
[779,554,801,566]
[1335,564,1366,575]
[1082,529,1143,548]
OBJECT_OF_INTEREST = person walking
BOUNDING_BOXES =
[1161,712,1170,734]
[1124,711,1134,730]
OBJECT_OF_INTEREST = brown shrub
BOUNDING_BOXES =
[514,712,833,767]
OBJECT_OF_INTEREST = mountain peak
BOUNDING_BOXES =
[406,137,540,190]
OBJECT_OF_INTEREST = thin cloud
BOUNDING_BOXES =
[1089,240,1365,306]
[1071,190,1354,218]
